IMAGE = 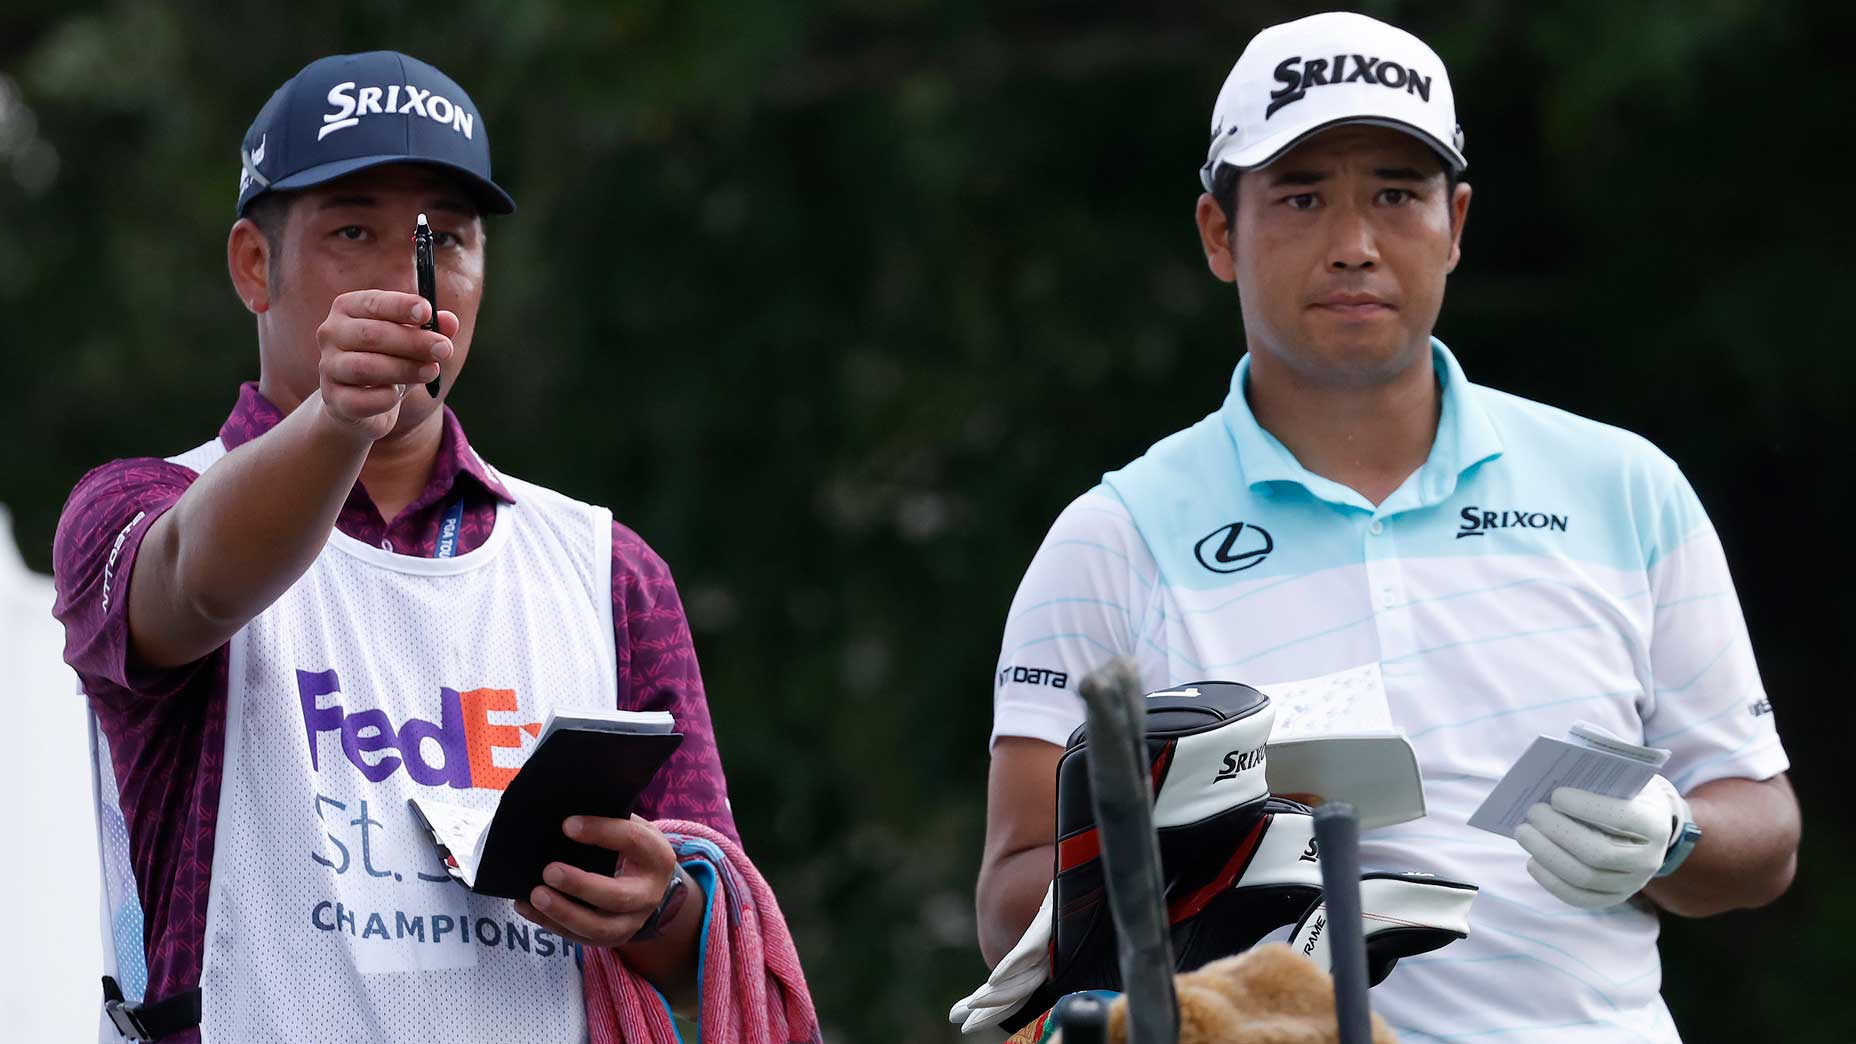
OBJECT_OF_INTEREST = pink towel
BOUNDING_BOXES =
[584,820,821,1044]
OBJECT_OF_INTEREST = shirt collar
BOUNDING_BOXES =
[1219,338,1504,508]
[217,382,517,506]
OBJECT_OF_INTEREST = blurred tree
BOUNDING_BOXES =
[2,1,1849,1040]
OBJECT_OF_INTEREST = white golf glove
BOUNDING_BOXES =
[1516,775,1691,910]
[948,885,1054,1032]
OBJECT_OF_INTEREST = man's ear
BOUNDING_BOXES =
[227,217,273,313]
[1194,193,1237,284]
[1445,180,1472,274]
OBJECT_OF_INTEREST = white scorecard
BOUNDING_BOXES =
[1468,722,1671,837]
[1254,664,1422,830]
[1265,732,1426,830]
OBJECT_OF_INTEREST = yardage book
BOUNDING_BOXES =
[408,707,682,899]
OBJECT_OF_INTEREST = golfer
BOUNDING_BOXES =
[52,52,812,1042]
[976,13,1798,1042]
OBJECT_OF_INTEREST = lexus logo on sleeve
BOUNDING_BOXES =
[1194,521,1274,573]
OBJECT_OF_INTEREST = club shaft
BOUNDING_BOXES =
[1078,658,1178,1044]
[1314,802,1372,1044]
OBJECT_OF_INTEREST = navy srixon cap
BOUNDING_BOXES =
[236,51,515,216]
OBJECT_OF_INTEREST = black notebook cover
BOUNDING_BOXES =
[468,727,684,899]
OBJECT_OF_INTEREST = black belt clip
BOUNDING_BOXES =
[101,976,200,1042]
[103,976,154,1042]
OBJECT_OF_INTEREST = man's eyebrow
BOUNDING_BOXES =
[1372,167,1434,182]
[1267,169,1328,187]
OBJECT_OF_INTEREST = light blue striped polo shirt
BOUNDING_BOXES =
[991,339,1786,1043]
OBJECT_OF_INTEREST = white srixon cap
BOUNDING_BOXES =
[1200,12,1466,191]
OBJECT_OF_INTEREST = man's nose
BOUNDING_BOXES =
[1326,205,1379,271]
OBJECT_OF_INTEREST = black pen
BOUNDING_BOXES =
[415,213,442,397]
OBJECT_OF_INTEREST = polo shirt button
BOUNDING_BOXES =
[1368,520,1385,535]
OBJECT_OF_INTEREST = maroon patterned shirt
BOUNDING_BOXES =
[52,383,737,1035]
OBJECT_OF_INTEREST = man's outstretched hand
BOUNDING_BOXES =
[316,289,457,441]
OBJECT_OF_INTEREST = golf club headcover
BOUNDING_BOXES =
[1009,682,1307,1030]
[955,680,1481,1035]
[1286,872,1479,986]
[1101,943,1402,1044]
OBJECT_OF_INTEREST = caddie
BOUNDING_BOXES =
[973,13,1798,1042]
[52,51,815,1043]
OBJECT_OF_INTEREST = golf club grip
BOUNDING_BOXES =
[1314,802,1372,1044]
[1052,992,1108,1044]
[1078,658,1179,1044]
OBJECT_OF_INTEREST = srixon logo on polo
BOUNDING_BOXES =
[1456,507,1569,539]
[320,81,477,141]
[297,668,534,790]
[1267,55,1435,119]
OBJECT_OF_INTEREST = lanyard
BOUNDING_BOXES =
[433,497,467,559]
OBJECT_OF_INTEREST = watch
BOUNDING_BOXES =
[629,867,690,943]
[1655,820,1703,878]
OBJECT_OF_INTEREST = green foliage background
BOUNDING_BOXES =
[3,1,1851,1039]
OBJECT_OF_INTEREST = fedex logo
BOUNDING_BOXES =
[297,668,537,790]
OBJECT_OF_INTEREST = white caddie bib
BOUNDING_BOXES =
[142,438,617,1043]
